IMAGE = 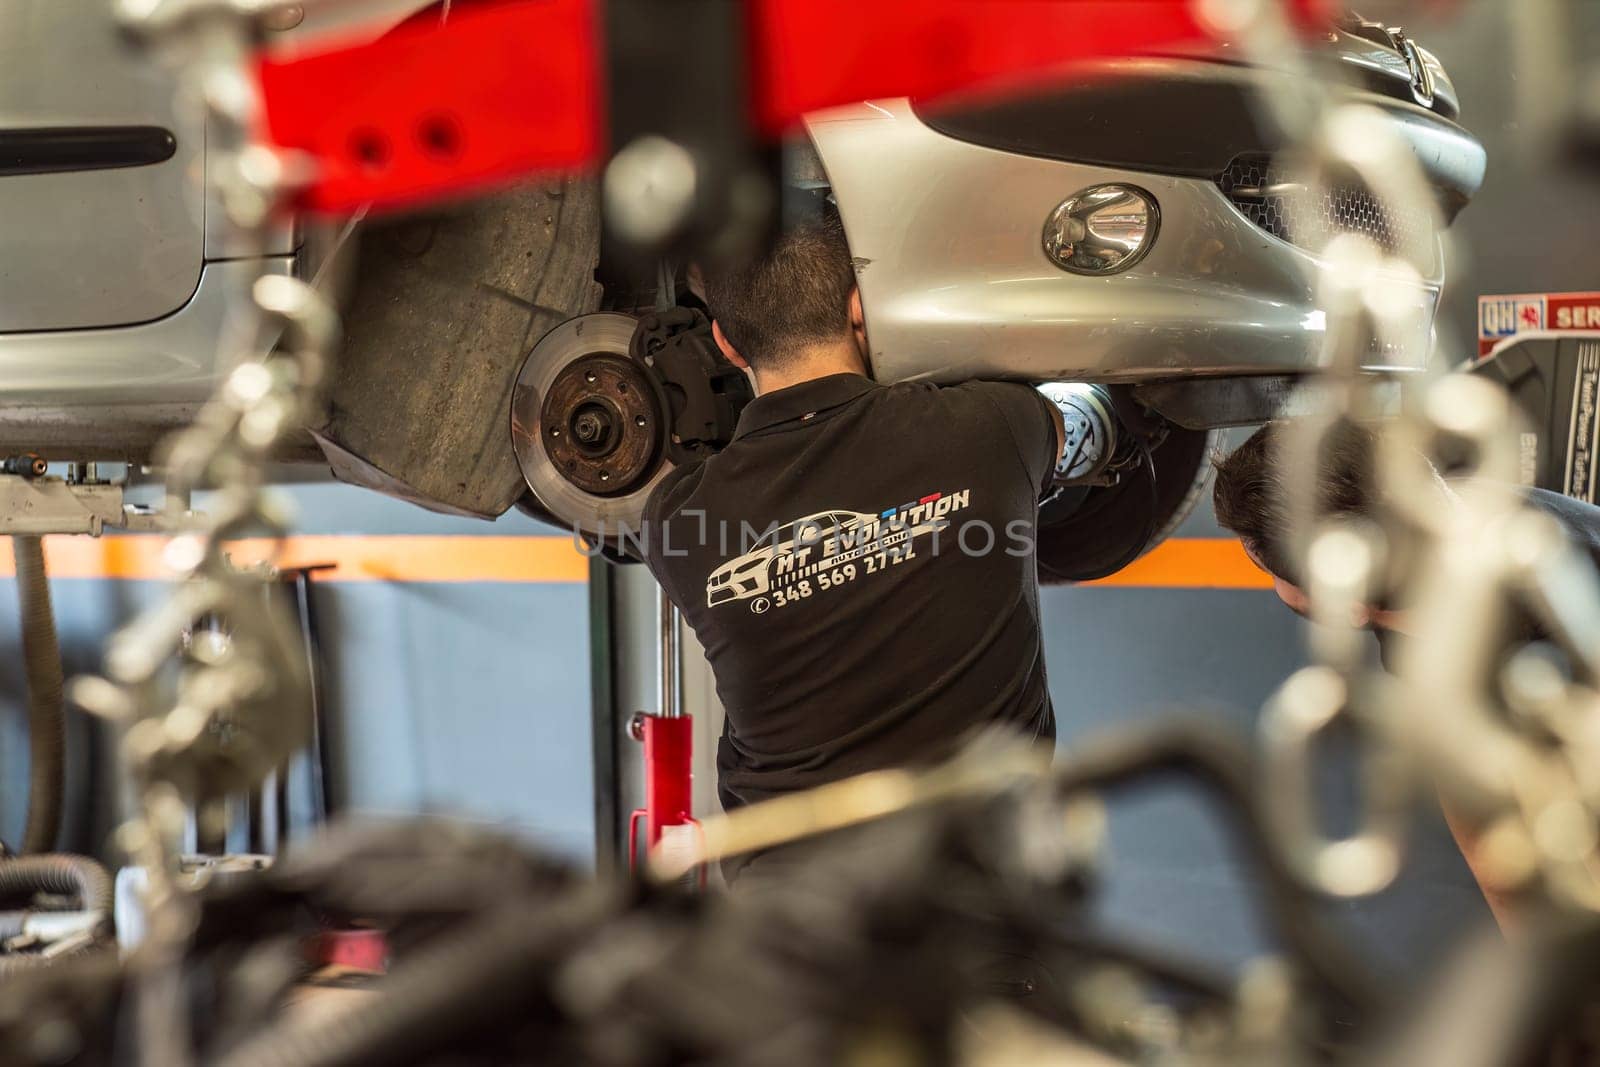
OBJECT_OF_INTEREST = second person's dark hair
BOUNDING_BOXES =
[1212,420,1380,586]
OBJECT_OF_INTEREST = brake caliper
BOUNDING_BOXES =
[632,307,753,466]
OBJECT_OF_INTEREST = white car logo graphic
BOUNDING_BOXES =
[706,510,879,607]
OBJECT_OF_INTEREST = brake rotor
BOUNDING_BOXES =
[511,313,670,538]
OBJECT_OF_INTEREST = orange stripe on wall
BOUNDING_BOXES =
[1084,537,1273,590]
[0,534,1266,589]
[0,535,591,584]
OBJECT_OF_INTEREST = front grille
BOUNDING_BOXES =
[1216,155,1434,267]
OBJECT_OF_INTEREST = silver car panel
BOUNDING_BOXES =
[807,98,1442,387]
[0,257,290,456]
[0,0,206,332]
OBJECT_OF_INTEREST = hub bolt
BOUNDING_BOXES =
[574,412,605,444]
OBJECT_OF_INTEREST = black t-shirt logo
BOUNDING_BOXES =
[704,492,972,612]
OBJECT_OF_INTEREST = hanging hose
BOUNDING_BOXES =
[0,540,112,975]
[13,535,64,855]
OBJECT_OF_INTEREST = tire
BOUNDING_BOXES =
[1036,427,1221,583]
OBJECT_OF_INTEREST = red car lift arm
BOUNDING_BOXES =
[259,0,1333,216]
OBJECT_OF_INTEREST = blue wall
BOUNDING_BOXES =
[0,480,595,864]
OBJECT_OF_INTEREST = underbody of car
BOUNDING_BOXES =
[0,6,1485,581]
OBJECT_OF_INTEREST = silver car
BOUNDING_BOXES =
[1,4,1483,580]
[790,28,1483,577]
[0,0,287,453]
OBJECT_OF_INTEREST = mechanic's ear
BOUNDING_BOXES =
[712,320,749,370]
[849,286,867,354]
[1273,577,1312,618]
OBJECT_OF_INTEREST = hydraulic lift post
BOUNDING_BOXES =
[627,584,700,879]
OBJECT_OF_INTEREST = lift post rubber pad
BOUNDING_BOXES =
[312,178,602,518]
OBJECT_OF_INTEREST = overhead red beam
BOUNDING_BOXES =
[258,0,1335,215]
[258,0,601,214]
[746,0,1321,131]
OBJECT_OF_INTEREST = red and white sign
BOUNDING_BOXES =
[1479,291,1600,356]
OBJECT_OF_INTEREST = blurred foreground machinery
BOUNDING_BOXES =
[1,726,1599,1066]
[3,0,1600,1065]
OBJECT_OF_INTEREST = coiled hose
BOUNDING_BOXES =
[13,535,64,855]
[0,853,115,976]
[0,854,113,916]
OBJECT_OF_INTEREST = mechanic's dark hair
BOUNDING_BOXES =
[1212,420,1380,587]
[700,199,855,371]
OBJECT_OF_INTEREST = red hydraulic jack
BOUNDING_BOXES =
[628,585,704,885]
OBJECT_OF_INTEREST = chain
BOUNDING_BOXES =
[1379,378,1600,912]
[67,2,339,1061]
[1196,1,1600,916]
[1184,0,1437,905]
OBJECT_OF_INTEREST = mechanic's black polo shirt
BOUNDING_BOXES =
[642,373,1059,872]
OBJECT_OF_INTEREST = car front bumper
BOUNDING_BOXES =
[807,88,1482,389]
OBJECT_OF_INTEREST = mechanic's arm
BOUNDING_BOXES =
[966,382,1065,498]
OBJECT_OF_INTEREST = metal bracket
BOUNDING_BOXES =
[0,475,170,536]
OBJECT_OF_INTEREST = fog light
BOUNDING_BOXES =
[1042,184,1159,275]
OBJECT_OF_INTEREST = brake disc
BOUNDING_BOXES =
[511,313,671,538]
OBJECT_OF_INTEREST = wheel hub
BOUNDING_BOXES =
[539,353,660,497]
[511,312,674,539]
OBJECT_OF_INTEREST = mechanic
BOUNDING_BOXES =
[641,200,1065,885]
[1212,419,1600,928]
